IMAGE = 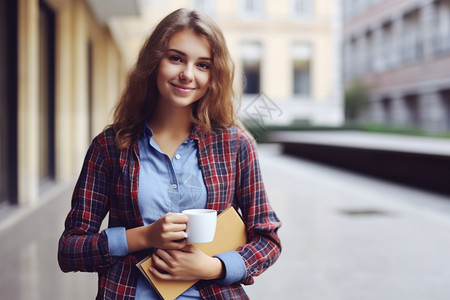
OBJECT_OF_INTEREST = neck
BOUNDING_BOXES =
[149,102,194,138]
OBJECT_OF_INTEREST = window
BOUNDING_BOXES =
[381,21,394,70]
[240,0,263,18]
[0,0,18,205]
[402,9,423,62]
[38,0,56,186]
[242,42,262,94]
[193,0,215,16]
[292,0,313,17]
[434,0,450,53]
[292,43,312,96]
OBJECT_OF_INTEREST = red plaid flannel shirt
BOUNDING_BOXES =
[58,125,282,299]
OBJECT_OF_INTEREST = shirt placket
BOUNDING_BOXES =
[166,154,180,211]
[169,142,188,211]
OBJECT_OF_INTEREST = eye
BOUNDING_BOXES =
[169,55,182,63]
[197,62,211,70]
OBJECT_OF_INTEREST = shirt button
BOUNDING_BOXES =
[175,154,181,160]
[171,184,178,189]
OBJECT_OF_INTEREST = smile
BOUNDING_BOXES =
[170,83,195,94]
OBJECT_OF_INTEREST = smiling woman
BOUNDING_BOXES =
[58,8,282,300]
[111,9,238,150]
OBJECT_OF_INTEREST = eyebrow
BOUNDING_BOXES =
[167,48,212,61]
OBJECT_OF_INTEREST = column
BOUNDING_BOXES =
[390,94,409,126]
[18,0,39,205]
[55,2,74,180]
[71,0,90,171]
[370,98,385,124]
[420,0,435,60]
[419,91,447,133]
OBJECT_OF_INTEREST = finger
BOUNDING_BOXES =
[160,222,186,236]
[166,223,187,232]
[164,230,188,241]
[166,213,188,224]
[149,266,177,281]
[152,252,172,270]
[160,229,187,242]
[155,249,173,261]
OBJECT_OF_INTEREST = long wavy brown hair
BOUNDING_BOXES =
[112,8,240,149]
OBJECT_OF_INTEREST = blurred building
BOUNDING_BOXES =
[113,0,343,127]
[1,0,342,210]
[343,0,450,133]
[0,0,139,208]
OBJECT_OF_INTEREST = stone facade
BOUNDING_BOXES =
[343,0,450,133]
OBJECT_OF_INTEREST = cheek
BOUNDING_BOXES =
[198,73,210,90]
[156,62,175,91]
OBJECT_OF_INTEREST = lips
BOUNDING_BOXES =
[170,83,195,94]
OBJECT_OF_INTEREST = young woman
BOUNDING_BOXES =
[58,8,281,299]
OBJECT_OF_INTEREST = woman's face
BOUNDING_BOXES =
[156,29,212,110]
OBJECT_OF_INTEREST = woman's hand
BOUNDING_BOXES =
[125,213,188,253]
[149,245,224,281]
[146,213,188,250]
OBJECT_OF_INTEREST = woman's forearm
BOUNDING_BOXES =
[125,226,152,253]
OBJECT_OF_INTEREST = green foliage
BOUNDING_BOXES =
[344,78,370,121]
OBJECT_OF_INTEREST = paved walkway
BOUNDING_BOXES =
[1,144,450,299]
[247,144,450,300]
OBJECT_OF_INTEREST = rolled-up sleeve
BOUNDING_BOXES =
[214,250,247,285]
[105,227,129,257]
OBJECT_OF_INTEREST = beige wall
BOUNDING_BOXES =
[17,0,125,205]
[217,0,334,102]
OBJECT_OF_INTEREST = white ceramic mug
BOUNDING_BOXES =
[182,209,217,244]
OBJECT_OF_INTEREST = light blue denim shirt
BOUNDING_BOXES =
[105,124,246,299]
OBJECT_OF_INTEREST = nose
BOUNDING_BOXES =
[180,64,194,82]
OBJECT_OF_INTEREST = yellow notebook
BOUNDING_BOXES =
[136,206,247,300]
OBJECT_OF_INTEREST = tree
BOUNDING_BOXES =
[344,78,370,122]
